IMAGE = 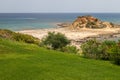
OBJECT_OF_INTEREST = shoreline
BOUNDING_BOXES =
[18,27,120,39]
[18,27,120,48]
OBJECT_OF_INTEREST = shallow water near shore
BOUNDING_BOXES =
[0,13,120,31]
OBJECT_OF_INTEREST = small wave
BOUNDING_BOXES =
[15,18,37,20]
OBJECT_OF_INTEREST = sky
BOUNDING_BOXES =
[0,0,119,13]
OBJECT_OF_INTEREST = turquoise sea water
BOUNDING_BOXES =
[0,13,120,31]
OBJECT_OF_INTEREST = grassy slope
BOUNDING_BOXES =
[0,39,120,80]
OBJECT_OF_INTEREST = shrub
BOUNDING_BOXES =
[61,45,79,54]
[81,39,117,60]
[117,40,120,46]
[107,45,120,65]
[41,32,70,50]
[81,39,101,59]
[98,40,116,60]
[86,22,96,28]
[0,29,40,45]
[13,33,39,44]
[0,29,14,39]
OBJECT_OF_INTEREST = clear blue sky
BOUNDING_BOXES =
[0,0,119,13]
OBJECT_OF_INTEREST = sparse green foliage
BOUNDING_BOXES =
[61,45,79,54]
[86,22,97,28]
[0,29,13,39]
[81,39,120,65]
[81,39,101,59]
[13,33,39,44]
[99,40,116,60]
[107,45,120,65]
[0,29,40,45]
[41,32,70,50]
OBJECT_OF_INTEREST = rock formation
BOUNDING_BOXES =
[58,15,115,29]
[71,15,114,29]
[57,23,71,27]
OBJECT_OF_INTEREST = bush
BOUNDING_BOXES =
[41,32,70,50]
[0,29,40,45]
[0,29,13,39]
[13,33,39,44]
[107,45,120,65]
[81,39,101,59]
[61,45,79,54]
[99,40,116,60]
[81,39,120,65]
[81,39,117,60]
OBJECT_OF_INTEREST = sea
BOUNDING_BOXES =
[0,13,120,31]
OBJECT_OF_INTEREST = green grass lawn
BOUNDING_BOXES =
[0,38,120,80]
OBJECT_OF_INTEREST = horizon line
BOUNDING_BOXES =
[0,12,120,14]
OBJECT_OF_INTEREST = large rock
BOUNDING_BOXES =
[70,15,114,29]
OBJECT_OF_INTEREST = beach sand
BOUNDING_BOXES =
[18,27,120,47]
[18,27,120,40]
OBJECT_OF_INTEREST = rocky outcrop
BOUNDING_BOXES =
[57,23,71,27]
[57,15,116,30]
[70,15,115,29]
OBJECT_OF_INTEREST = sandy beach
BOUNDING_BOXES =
[18,27,120,47]
[18,27,120,48]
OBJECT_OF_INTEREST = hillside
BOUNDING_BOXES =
[0,38,120,80]
[0,29,40,44]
